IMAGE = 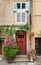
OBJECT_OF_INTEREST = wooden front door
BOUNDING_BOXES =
[0,42,2,55]
[16,31,26,55]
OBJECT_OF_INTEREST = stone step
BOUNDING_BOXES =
[16,55,27,58]
[13,57,29,62]
[0,55,3,61]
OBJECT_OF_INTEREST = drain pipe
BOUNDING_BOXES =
[27,0,31,49]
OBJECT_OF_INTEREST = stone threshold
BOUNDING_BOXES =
[0,55,3,61]
[13,55,29,62]
[16,55,27,58]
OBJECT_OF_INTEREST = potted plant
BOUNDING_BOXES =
[3,34,18,63]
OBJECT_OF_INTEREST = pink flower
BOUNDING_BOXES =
[11,39,16,46]
[4,39,11,46]
[4,38,17,46]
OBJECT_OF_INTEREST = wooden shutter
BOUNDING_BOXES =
[26,1,30,11]
[13,3,17,11]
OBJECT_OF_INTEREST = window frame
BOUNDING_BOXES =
[14,2,30,25]
[13,1,30,11]
[16,2,26,10]
[15,11,27,25]
[22,3,25,9]
[17,3,20,9]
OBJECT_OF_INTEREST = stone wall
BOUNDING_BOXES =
[0,0,41,50]
[0,0,28,25]
[31,0,41,50]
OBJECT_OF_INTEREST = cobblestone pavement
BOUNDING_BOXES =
[0,60,41,65]
[0,56,41,65]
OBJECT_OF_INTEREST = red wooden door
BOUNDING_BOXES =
[16,31,26,55]
[0,43,2,55]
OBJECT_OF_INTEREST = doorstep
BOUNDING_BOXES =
[0,55,3,61]
[13,55,29,62]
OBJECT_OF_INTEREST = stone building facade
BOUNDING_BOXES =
[0,0,41,60]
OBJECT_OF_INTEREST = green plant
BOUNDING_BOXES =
[4,27,16,36]
[18,23,29,31]
[0,23,30,36]
[3,46,18,57]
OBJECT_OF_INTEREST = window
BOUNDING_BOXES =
[17,3,20,9]
[14,2,28,25]
[22,12,25,22]
[17,12,20,22]
[16,12,26,22]
[13,1,30,11]
[18,34,24,38]
[22,3,25,9]
[17,3,25,9]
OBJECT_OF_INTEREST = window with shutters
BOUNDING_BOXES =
[17,3,25,10]
[13,2,30,25]
[13,1,30,11]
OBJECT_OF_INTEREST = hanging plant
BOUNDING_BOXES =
[28,32,35,37]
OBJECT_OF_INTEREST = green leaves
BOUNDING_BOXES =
[3,46,19,57]
[18,23,29,31]
[0,23,30,35]
[4,27,16,35]
[4,28,9,35]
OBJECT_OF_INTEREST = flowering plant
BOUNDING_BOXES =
[4,38,16,46]
[4,39,11,46]
[3,34,18,58]
[4,34,16,46]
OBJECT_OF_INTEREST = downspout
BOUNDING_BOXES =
[30,0,31,49]
[29,0,32,50]
[27,0,31,48]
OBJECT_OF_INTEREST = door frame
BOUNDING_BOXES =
[0,42,2,55]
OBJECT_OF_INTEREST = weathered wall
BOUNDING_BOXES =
[31,0,41,50]
[0,0,27,25]
[1,0,41,50]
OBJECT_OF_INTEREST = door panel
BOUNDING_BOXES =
[16,31,26,55]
